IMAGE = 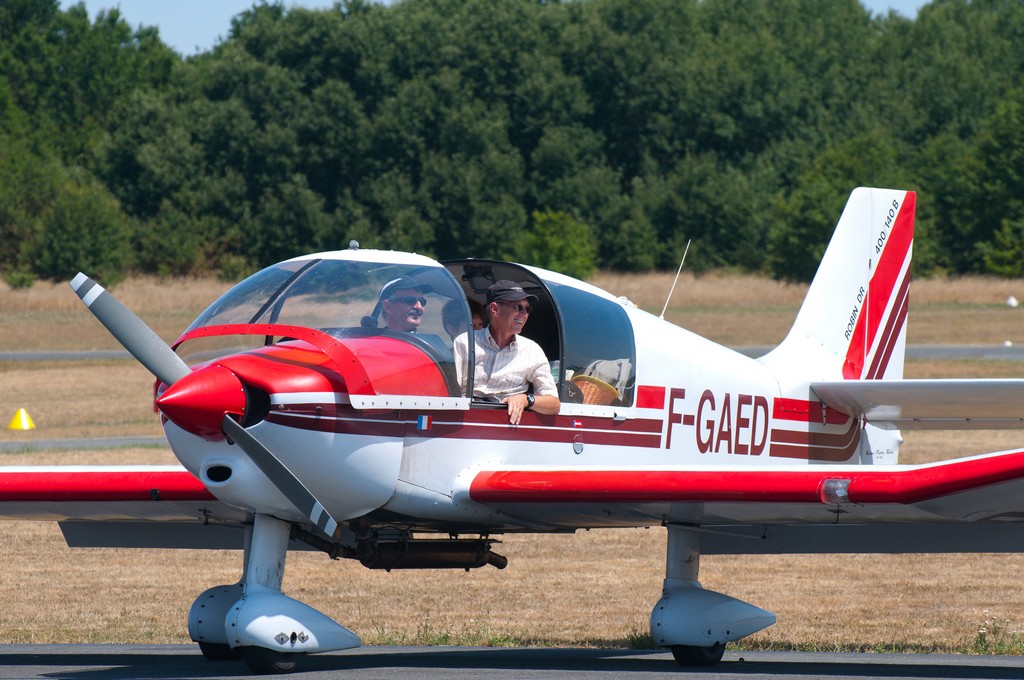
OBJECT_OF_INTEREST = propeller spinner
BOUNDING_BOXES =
[70,273,340,537]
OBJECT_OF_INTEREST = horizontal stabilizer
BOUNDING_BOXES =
[811,378,1024,429]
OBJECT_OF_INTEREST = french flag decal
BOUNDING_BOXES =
[417,415,432,430]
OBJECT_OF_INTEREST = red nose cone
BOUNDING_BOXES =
[156,364,247,440]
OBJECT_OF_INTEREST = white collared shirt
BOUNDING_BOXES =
[454,327,557,400]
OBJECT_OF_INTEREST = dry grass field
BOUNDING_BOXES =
[3,273,1024,654]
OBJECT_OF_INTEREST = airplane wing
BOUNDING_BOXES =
[462,447,1024,554]
[811,378,1024,429]
[0,465,250,548]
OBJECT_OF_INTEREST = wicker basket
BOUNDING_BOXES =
[572,374,618,406]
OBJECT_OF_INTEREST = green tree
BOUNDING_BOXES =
[956,86,1024,274]
[31,171,132,285]
[979,219,1024,278]
[0,132,60,276]
[0,1,176,159]
[517,210,597,279]
[767,131,907,281]
[248,175,331,266]
[10,0,1024,282]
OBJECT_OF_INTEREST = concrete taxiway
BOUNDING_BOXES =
[0,646,1021,679]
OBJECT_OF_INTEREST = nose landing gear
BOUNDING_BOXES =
[189,514,360,674]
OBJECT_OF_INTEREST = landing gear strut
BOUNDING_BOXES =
[189,514,360,674]
[650,525,775,666]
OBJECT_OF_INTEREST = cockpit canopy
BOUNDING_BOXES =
[187,253,468,337]
[179,250,636,410]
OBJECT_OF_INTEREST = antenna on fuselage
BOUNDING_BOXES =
[659,239,691,320]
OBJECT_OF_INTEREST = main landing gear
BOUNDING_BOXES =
[188,518,775,673]
[650,524,776,666]
[188,513,360,674]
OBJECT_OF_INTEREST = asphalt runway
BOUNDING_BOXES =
[0,646,1023,680]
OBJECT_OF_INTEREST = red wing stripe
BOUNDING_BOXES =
[470,449,1024,504]
[0,469,212,502]
[471,469,828,503]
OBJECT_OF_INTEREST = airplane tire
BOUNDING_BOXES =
[197,642,239,661]
[670,642,725,666]
[240,647,301,674]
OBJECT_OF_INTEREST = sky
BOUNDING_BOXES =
[61,0,929,56]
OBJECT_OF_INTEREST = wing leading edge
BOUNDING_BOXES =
[463,447,1024,553]
[0,466,249,548]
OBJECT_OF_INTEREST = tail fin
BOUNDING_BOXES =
[762,187,916,383]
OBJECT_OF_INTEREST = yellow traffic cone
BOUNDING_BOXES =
[8,408,35,431]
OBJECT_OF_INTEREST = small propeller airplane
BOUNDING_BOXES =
[5,186,1024,674]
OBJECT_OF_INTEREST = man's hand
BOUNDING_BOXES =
[504,393,530,425]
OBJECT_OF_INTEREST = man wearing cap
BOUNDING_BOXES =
[453,280,560,424]
[379,277,432,332]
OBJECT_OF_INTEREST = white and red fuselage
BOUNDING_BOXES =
[159,187,916,535]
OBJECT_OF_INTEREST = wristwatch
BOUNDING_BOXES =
[525,393,535,411]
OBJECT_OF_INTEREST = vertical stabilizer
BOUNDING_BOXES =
[762,188,916,384]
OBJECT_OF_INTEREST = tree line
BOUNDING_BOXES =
[2,0,1024,286]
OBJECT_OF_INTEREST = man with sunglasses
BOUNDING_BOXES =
[379,277,432,332]
[454,280,560,424]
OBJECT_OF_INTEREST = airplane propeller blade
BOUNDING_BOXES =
[70,273,190,387]
[220,415,340,537]
[71,272,340,538]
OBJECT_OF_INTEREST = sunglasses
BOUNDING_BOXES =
[502,302,532,314]
[389,296,427,306]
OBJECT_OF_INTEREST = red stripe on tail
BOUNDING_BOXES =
[843,192,915,379]
[865,268,911,380]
